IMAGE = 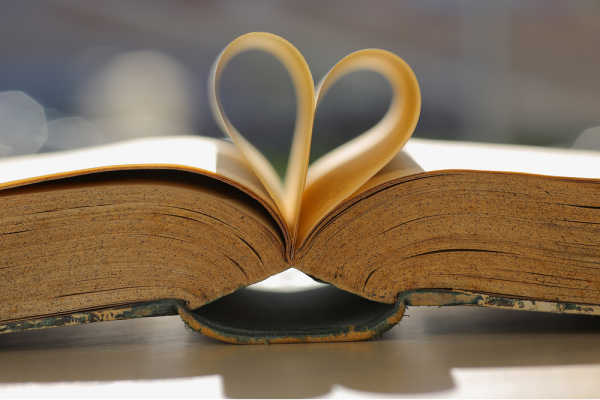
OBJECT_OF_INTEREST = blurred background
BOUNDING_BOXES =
[0,0,598,169]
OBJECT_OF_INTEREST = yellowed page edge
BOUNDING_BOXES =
[0,136,288,245]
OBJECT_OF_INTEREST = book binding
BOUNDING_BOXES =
[3,289,600,344]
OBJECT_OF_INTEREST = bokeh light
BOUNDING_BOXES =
[0,91,47,156]
[80,50,195,142]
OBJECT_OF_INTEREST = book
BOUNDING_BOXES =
[2,32,600,344]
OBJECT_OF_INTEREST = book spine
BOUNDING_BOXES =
[3,290,599,343]
[0,299,181,334]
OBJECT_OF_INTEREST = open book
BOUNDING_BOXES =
[2,32,600,344]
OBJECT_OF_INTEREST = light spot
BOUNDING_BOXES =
[80,50,195,141]
[0,91,47,156]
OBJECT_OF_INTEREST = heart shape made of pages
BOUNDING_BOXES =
[210,32,421,244]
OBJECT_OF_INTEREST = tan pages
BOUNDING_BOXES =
[209,32,421,246]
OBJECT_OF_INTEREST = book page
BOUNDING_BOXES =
[209,33,422,246]
[210,33,315,237]
[296,150,424,249]
[0,136,281,226]
[354,150,424,194]
[405,138,600,178]
[297,50,421,245]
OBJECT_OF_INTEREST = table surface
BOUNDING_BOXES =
[2,140,600,398]
[2,299,600,398]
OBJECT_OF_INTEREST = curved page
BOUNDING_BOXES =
[209,33,422,246]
